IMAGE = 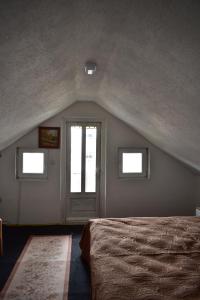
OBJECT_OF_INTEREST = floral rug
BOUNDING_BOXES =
[0,235,72,299]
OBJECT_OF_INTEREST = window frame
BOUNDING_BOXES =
[118,147,150,178]
[16,147,48,180]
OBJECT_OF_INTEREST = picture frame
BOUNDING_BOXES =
[38,127,60,149]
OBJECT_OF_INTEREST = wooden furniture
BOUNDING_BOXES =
[196,207,200,216]
[0,218,2,255]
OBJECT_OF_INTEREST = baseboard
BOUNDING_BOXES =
[3,219,94,226]
[4,223,71,227]
[66,217,92,225]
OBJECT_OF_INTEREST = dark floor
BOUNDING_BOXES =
[0,225,91,300]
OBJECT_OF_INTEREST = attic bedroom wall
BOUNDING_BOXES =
[196,177,200,206]
[0,102,197,225]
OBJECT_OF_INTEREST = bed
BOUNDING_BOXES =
[80,216,200,300]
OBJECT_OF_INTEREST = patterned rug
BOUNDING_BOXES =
[0,235,72,300]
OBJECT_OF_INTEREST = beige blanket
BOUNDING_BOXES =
[80,217,200,300]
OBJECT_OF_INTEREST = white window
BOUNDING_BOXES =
[119,148,149,178]
[16,148,48,179]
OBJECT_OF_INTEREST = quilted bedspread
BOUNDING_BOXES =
[80,216,200,300]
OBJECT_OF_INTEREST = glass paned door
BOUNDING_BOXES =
[66,122,101,221]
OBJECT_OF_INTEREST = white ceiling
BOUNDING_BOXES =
[0,0,200,172]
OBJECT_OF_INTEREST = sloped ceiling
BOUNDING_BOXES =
[0,0,200,172]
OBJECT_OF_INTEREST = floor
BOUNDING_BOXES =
[0,225,91,300]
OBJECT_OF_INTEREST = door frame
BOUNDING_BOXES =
[60,117,107,224]
[66,121,101,221]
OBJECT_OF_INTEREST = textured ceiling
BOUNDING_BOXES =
[0,0,200,172]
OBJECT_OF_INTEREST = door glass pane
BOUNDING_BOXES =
[70,126,82,192]
[85,126,97,192]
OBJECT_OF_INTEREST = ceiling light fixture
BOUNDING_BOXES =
[85,61,97,75]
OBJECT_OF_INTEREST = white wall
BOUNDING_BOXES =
[0,102,197,224]
[196,177,200,207]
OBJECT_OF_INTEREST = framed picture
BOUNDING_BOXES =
[39,127,60,149]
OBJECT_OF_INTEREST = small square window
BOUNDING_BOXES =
[119,148,149,178]
[16,148,48,179]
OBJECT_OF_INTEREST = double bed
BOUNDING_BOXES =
[80,216,200,300]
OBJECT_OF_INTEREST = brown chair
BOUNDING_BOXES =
[0,218,2,255]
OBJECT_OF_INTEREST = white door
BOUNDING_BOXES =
[66,122,101,223]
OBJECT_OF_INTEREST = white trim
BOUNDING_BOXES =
[60,121,67,223]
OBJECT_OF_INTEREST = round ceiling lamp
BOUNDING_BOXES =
[84,61,97,75]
